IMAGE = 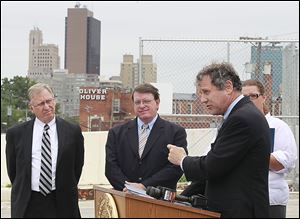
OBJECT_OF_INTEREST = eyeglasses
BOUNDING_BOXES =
[32,98,54,108]
[246,93,262,100]
[134,99,154,106]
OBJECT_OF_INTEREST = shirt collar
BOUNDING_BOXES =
[137,114,158,131]
[35,117,56,128]
[223,94,244,120]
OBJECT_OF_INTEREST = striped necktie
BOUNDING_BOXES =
[39,124,52,196]
[139,124,149,158]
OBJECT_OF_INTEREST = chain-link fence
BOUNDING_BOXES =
[140,38,299,190]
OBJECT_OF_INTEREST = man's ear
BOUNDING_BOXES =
[225,80,234,94]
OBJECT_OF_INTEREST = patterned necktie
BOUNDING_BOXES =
[139,124,149,158]
[39,124,52,196]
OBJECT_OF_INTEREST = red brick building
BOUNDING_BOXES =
[79,87,220,131]
[79,87,135,131]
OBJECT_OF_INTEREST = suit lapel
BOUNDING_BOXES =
[141,117,164,159]
[24,119,35,169]
[56,117,65,169]
[126,119,139,157]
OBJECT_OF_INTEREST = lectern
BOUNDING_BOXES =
[94,185,221,218]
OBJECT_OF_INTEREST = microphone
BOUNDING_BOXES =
[146,186,176,202]
[146,186,208,209]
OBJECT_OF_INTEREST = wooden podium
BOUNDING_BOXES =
[94,186,221,218]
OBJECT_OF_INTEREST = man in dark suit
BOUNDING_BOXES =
[168,63,270,218]
[105,83,187,192]
[6,83,84,218]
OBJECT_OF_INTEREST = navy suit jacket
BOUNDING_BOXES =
[183,97,270,218]
[6,117,84,218]
[105,116,187,191]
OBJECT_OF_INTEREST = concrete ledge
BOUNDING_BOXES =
[289,192,299,199]
[1,184,112,202]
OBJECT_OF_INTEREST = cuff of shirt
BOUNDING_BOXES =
[180,155,187,171]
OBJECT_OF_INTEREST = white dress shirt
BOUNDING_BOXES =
[31,117,58,192]
[266,113,298,205]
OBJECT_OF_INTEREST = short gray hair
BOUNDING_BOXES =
[196,62,242,91]
[28,83,54,102]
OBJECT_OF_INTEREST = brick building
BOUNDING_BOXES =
[79,87,135,131]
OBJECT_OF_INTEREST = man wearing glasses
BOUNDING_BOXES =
[6,83,84,218]
[105,83,187,192]
[242,79,297,218]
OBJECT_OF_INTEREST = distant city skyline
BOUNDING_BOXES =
[1,1,299,80]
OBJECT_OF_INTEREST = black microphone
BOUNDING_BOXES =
[146,186,176,202]
[146,186,208,209]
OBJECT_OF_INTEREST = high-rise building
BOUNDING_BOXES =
[250,45,283,97]
[282,43,299,116]
[65,4,101,75]
[27,27,60,78]
[120,54,157,89]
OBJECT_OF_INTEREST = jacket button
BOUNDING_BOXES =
[138,177,142,181]
[139,161,142,165]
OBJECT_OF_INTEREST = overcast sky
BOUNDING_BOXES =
[1,1,299,80]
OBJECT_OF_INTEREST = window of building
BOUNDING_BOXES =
[187,103,192,114]
[176,102,181,114]
[113,99,120,113]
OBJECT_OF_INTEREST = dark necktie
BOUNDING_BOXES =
[39,124,52,196]
[139,124,149,158]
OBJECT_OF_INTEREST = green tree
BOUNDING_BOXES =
[1,76,36,132]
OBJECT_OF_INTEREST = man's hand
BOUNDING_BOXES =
[167,144,187,166]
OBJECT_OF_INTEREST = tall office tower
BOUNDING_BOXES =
[27,27,60,78]
[250,45,283,97]
[140,55,157,85]
[65,4,101,75]
[120,54,135,89]
[282,43,299,116]
[120,54,157,89]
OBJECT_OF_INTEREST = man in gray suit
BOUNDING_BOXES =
[6,83,84,218]
[168,63,270,218]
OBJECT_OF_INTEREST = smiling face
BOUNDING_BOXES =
[133,92,160,124]
[30,88,56,124]
[196,75,235,115]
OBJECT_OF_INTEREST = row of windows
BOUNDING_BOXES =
[32,49,53,52]
[33,60,53,63]
[33,55,54,59]
[173,103,192,114]
[33,64,53,68]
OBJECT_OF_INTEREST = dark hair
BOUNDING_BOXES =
[196,62,242,91]
[242,79,265,95]
[132,83,160,100]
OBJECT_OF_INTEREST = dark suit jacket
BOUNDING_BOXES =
[6,117,84,218]
[183,97,270,218]
[105,116,187,191]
